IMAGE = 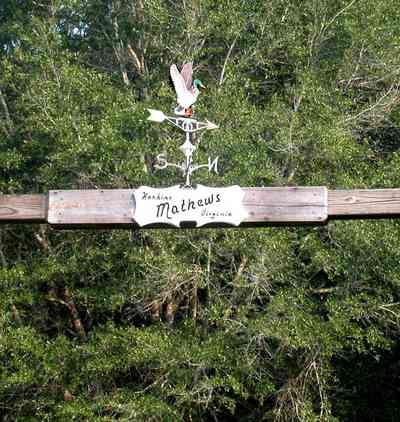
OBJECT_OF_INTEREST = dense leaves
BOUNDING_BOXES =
[1,1,400,420]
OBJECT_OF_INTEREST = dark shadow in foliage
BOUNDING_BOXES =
[315,29,352,75]
[209,397,274,422]
[245,49,297,108]
[363,126,400,158]
[331,345,400,421]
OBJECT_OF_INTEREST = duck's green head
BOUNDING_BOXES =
[194,79,206,92]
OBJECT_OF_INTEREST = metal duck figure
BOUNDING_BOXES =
[170,62,205,118]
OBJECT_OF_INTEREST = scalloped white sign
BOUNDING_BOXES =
[134,185,247,227]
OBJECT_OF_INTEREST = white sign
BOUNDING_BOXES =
[134,185,247,227]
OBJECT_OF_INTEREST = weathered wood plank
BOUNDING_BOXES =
[242,187,327,225]
[328,189,400,218]
[0,194,47,223]
[48,190,134,227]
[3,188,400,228]
[47,187,328,228]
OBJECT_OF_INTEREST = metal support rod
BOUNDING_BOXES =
[184,131,193,186]
[148,109,218,187]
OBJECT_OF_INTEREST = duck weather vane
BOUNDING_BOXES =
[147,62,219,187]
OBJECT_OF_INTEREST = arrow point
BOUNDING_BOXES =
[206,120,219,130]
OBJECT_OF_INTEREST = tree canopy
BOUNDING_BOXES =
[1,1,400,420]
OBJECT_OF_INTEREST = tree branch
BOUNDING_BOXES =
[0,87,14,135]
[219,34,239,89]
[325,0,358,31]
[63,288,87,342]
[126,43,144,74]
[233,256,248,284]
[108,14,131,86]
[34,225,52,252]
[11,304,21,324]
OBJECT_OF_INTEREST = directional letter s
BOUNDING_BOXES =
[155,154,168,170]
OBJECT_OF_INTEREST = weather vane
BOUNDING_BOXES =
[134,62,247,228]
[147,62,219,187]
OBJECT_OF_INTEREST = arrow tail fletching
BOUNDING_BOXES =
[147,109,166,123]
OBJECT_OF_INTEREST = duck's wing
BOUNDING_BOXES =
[170,64,187,98]
[180,62,193,90]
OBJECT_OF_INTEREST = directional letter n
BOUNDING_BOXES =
[208,157,219,174]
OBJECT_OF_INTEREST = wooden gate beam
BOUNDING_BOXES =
[0,194,47,223]
[1,188,400,228]
[46,187,327,228]
[328,189,400,219]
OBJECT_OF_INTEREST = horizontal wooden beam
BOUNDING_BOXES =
[0,194,47,223]
[328,189,400,218]
[47,187,328,228]
[242,187,327,226]
[2,187,400,228]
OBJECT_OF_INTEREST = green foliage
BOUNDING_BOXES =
[1,0,400,420]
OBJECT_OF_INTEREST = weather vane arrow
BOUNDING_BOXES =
[147,109,218,132]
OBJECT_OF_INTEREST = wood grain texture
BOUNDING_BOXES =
[47,187,328,228]
[3,188,400,228]
[0,194,47,222]
[48,190,134,227]
[328,189,400,218]
[242,187,327,225]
